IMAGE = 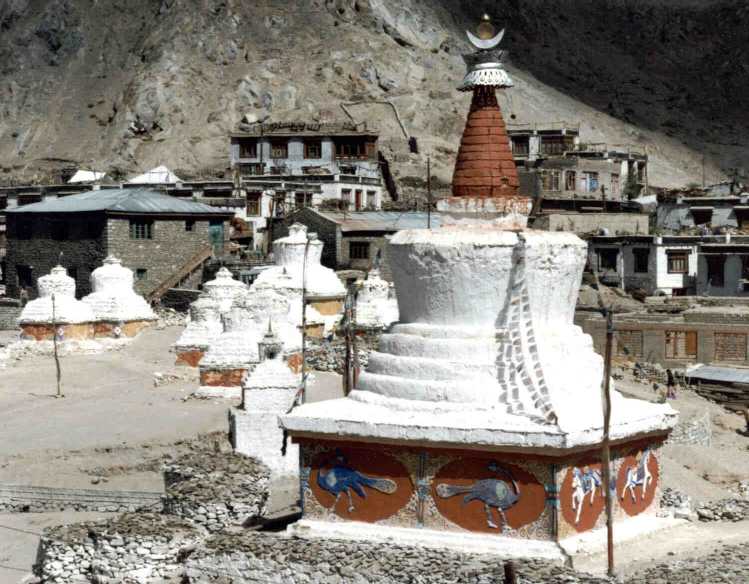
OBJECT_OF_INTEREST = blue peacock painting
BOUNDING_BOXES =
[316,450,397,512]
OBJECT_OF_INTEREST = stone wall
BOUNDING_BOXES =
[535,212,649,236]
[184,532,613,584]
[0,484,162,513]
[306,334,379,374]
[106,217,226,296]
[0,297,21,329]
[162,450,270,532]
[5,212,107,298]
[666,411,712,446]
[36,513,200,584]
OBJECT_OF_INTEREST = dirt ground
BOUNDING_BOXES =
[0,326,344,584]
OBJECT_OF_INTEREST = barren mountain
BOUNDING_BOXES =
[1,0,746,195]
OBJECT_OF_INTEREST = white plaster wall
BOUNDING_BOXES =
[654,245,698,293]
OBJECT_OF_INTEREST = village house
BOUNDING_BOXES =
[588,234,749,297]
[656,188,749,233]
[4,188,233,300]
[509,122,648,201]
[230,121,387,250]
[531,197,650,235]
[273,208,442,282]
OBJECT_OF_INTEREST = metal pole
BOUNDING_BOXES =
[427,155,432,229]
[300,236,311,405]
[51,293,63,398]
[601,308,615,576]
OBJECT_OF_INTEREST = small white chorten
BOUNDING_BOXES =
[18,266,95,341]
[230,323,301,478]
[252,224,346,333]
[82,257,156,338]
[173,294,223,366]
[203,267,249,314]
[354,269,399,330]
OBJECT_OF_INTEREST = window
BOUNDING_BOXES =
[583,172,599,193]
[512,136,529,156]
[51,221,69,241]
[714,333,747,362]
[270,140,288,159]
[295,192,313,209]
[540,136,568,156]
[349,241,370,260]
[185,220,195,232]
[597,248,619,271]
[16,264,33,289]
[136,269,147,281]
[665,330,697,360]
[335,138,367,159]
[238,139,257,158]
[611,174,620,196]
[565,171,576,191]
[667,250,689,274]
[366,190,377,209]
[238,163,265,176]
[246,192,261,216]
[129,220,153,240]
[354,190,363,211]
[304,139,322,159]
[706,255,725,287]
[0,196,7,210]
[541,170,561,192]
[617,330,643,358]
[633,248,650,273]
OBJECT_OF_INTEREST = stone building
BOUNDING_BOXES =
[508,122,648,201]
[275,209,443,281]
[656,190,749,233]
[4,188,233,299]
[229,120,386,250]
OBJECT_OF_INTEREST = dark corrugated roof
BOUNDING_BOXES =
[6,188,232,215]
[685,364,749,384]
[314,210,443,232]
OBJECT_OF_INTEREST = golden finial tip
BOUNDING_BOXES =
[477,14,496,40]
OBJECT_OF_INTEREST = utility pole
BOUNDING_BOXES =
[427,154,432,229]
[51,293,63,398]
[601,308,615,576]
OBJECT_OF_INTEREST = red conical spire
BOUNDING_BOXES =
[452,86,519,198]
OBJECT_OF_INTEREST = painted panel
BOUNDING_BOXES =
[559,462,606,532]
[617,448,659,517]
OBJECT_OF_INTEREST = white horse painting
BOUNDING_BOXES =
[621,449,653,503]
[570,466,602,524]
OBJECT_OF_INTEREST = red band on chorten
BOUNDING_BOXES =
[452,86,520,198]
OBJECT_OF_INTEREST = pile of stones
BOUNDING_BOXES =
[695,497,749,522]
[306,335,381,374]
[162,450,270,532]
[625,544,749,584]
[658,487,696,521]
[155,307,187,328]
[37,513,200,583]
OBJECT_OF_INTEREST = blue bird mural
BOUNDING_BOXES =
[317,451,397,512]
[436,462,520,530]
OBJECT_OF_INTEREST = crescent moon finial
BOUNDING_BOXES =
[466,27,505,51]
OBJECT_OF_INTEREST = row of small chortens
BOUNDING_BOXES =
[17,257,156,341]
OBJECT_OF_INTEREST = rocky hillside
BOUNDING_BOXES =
[1,0,746,195]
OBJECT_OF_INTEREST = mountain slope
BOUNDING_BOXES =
[0,0,745,194]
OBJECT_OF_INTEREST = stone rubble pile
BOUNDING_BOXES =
[37,513,200,584]
[162,450,270,532]
[305,340,371,374]
[624,544,749,584]
[155,307,188,328]
[695,497,749,522]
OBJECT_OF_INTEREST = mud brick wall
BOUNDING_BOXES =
[106,217,228,296]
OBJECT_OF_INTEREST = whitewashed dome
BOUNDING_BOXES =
[174,294,223,350]
[252,224,346,298]
[83,257,156,322]
[19,266,95,325]
[203,267,249,313]
[355,269,399,329]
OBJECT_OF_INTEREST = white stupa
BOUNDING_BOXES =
[198,288,303,397]
[354,269,399,330]
[203,267,249,314]
[231,324,301,478]
[252,223,346,332]
[173,294,223,366]
[82,256,156,337]
[18,266,95,340]
[281,16,677,559]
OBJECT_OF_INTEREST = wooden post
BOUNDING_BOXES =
[51,293,63,398]
[601,308,615,576]
[503,561,517,584]
[427,154,432,229]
